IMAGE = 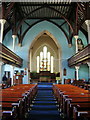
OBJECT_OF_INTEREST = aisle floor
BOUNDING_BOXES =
[28,83,63,120]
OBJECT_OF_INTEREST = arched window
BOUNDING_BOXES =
[43,46,47,69]
[40,52,43,69]
[51,56,54,73]
[37,56,39,73]
[47,52,50,71]
[37,46,53,73]
[43,46,47,59]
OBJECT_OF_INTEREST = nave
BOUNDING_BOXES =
[0,1,90,120]
[1,82,90,120]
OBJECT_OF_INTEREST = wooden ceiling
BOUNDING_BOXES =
[0,1,90,45]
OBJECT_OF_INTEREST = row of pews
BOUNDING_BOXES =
[0,84,37,120]
[71,80,90,90]
[53,84,90,120]
[64,79,90,90]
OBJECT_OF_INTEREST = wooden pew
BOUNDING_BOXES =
[2,84,37,109]
[1,94,27,118]
[78,111,90,120]
[84,84,90,90]
[0,110,2,120]
[1,84,37,120]
[53,84,90,120]
[66,99,90,119]
[63,94,90,115]
[2,91,28,115]
[1,97,24,120]
[1,102,18,120]
[53,84,89,111]
[73,106,90,120]
[60,92,89,111]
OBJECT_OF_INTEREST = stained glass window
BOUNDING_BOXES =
[37,46,53,73]
[51,56,54,73]
[37,56,39,73]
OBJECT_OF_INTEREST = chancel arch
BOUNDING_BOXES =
[29,30,62,78]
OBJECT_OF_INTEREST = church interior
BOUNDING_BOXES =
[0,0,90,120]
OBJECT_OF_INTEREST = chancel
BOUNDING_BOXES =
[0,0,90,120]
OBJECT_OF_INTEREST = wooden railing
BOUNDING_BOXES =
[0,43,23,67]
[68,44,90,67]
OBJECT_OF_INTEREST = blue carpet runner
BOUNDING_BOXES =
[28,82,62,120]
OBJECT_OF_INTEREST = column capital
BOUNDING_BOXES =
[87,62,90,67]
[0,61,4,66]
[68,44,72,48]
[75,66,80,70]
[18,43,22,47]
[74,35,79,53]
[12,35,17,51]
[0,19,6,43]
[11,65,15,68]
[74,35,79,40]
[12,35,17,39]
[85,20,90,25]
[0,19,6,24]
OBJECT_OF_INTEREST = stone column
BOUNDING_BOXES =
[58,48,61,72]
[75,66,80,80]
[11,35,16,86]
[0,61,3,83]
[12,35,17,52]
[30,48,32,72]
[85,20,90,44]
[0,19,6,43]
[11,66,15,86]
[74,35,79,53]
[87,62,90,79]
[27,68,30,84]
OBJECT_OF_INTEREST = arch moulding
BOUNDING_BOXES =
[28,30,62,78]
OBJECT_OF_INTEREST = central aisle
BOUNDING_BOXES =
[28,82,62,120]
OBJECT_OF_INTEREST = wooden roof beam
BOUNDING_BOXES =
[0,2,5,19]
[5,2,15,19]
[85,2,90,20]
[47,19,71,45]
[24,21,31,27]
[19,3,72,6]
[60,21,67,27]
[15,5,47,35]
[19,19,72,45]
[45,5,74,33]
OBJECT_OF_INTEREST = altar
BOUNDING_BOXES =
[40,76,51,82]
[39,71,51,82]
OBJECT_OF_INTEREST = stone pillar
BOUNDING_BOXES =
[0,19,6,43]
[11,66,14,86]
[85,20,90,44]
[30,48,32,72]
[74,35,79,53]
[0,61,3,83]
[87,62,90,79]
[12,35,17,52]
[27,68,30,84]
[58,48,60,72]
[75,66,80,80]
[11,35,16,85]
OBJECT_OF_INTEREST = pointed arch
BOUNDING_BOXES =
[28,30,62,79]
[29,30,61,49]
